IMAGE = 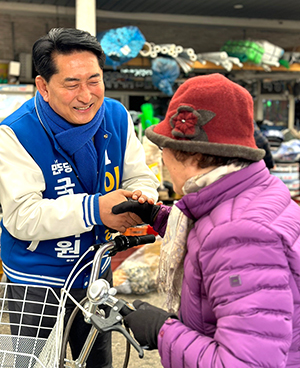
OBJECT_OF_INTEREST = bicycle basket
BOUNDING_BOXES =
[0,282,61,368]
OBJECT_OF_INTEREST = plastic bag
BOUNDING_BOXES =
[151,57,180,96]
[113,238,162,295]
[97,26,146,68]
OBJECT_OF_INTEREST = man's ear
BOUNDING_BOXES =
[35,76,49,102]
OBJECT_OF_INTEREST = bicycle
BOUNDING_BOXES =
[0,233,156,368]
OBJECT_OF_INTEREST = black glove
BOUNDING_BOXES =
[112,199,160,226]
[123,300,178,350]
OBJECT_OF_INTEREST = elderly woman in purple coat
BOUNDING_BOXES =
[113,74,300,368]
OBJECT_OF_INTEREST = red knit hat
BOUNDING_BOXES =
[145,73,265,161]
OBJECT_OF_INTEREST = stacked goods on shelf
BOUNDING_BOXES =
[256,40,284,67]
[272,139,300,162]
[221,40,264,64]
[270,162,300,197]
[260,124,300,197]
[281,46,300,66]
[220,40,284,70]
[270,138,300,198]
[197,51,243,72]
[263,128,284,151]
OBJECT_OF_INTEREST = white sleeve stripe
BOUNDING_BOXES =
[2,262,65,283]
[90,195,96,224]
[83,195,97,227]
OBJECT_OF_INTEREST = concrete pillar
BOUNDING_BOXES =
[288,95,295,130]
[76,0,96,36]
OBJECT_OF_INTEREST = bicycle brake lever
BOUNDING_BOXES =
[108,323,144,358]
[90,313,144,358]
[90,300,144,358]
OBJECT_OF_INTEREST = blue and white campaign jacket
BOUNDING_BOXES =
[0,95,159,288]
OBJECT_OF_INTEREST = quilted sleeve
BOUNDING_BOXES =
[158,219,294,368]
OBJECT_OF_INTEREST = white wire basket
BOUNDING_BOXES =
[0,282,61,368]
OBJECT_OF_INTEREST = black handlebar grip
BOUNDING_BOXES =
[131,234,156,246]
[109,234,156,255]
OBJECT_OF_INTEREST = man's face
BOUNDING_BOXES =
[36,51,105,125]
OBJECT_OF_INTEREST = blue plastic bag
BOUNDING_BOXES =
[151,57,180,96]
[97,26,146,68]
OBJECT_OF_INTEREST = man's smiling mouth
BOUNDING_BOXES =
[74,103,93,111]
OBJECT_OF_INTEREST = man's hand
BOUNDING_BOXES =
[99,190,150,233]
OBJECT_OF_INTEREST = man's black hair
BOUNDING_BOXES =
[32,28,106,82]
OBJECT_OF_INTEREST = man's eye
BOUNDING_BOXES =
[90,80,101,86]
[66,85,78,89]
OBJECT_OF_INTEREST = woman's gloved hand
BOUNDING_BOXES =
[123,300,178,350]
[112,199,160,226]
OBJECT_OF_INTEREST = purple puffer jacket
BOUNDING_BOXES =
[154,161,300,368]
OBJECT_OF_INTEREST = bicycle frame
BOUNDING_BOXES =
[60,234,155,368]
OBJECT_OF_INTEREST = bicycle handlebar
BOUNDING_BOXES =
[90,234,156,293]
[107,234,156,256]
[61,234,156,367]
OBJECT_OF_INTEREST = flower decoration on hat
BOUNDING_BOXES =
[170,105,216,141]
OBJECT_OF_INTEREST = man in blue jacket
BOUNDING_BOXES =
[0,28,159,368]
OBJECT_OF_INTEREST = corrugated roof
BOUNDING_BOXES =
[1,0,300,21]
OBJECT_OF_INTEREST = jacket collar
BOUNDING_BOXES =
[176,160,269,220]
